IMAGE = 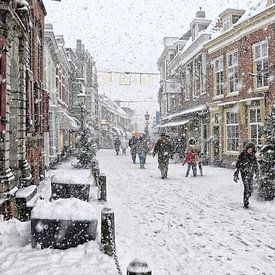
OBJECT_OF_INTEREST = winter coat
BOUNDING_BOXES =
[114,139,121,147]
[136,138,147,154]
[129,137,138,149]
[235,142,258,179]
[153,136,173,163]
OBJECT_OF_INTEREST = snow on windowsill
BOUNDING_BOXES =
[31,198,97,220]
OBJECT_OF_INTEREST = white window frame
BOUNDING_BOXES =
[214,57,224,96]
[187,61,193,100]
[249,107,263,146]
[226,111,239,152]
[253,40,269,89]
[227,51,238,93]
[223,16,230,31]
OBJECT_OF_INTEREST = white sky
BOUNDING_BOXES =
[43,0,247,73]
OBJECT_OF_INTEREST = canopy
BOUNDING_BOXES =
[158,119,190,128]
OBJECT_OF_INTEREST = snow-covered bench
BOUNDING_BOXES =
[51,175,91,201]
[16,185,41,221]
[31,198,98,249]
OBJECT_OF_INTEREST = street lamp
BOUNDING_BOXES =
[144,111,150,134]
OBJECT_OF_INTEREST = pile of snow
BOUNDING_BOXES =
[51,174,91,185]
[31,198,97,220]
[16,185,36,199]
[0,219,30,248]
[237,0,270,25]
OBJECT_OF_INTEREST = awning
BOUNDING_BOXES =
[159,119,190,128]
[111,127,124,136]
[162,105,208,121]
[60,112,79,130]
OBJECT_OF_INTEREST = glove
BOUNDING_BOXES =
[233,171,239,182]
[152,153,155,158]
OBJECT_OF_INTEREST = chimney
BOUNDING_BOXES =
[76,39,82,52]
[196,7,205,18]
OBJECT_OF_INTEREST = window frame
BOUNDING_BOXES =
[249,107,263,146]
[225,111,239,152]
[223,16,230,31]
[227,51,239,94]
[214,56,224,96]
[253,40,269,89]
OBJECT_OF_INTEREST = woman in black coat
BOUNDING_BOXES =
[234,142,259,208]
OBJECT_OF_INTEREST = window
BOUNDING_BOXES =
[226,112,239,151]
[253,40,269,88]
[214,57,224,96]
[249,108,263,145]
[187,62,193,99]
[194,54,204,95]
[227,51,238,93]
[223,17,230,31]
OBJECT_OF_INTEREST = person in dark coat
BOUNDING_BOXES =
[114,137,121,155]
[153,133,173,179]
[129,136,138,163]
[234,142,259,209]
[136,135,147,169]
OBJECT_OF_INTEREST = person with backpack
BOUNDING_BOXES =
[182,137,199,177]
[233,142,259,209]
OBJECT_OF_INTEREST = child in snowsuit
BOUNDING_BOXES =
[183,147,198,177]
[233,142,259,209]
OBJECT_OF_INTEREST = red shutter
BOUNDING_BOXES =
[0,37,7,132]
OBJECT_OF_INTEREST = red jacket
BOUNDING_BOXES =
[184,151,198,165]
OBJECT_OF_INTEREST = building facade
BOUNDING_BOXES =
[158,9,212,157]
[204,2,275,167]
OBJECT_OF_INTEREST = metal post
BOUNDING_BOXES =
[98,174,107,201]
[93,165,100,186]
[101,207,115,256]
[127,259,152,275]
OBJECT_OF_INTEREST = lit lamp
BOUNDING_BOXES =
[144,111,150,134]
[77,92,86,108]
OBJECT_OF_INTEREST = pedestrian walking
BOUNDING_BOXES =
[183,137,199,177]
[136,136,147,169]
[153,132,173,179]
[114,137,121,155]
[233,142,259,209]
[129,135,138,163]
[121,138,128,155]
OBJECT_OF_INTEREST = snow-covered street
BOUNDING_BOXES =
[0,149,274,275]
[100,150,275,274]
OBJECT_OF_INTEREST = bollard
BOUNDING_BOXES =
[93,166,100,186]
[101,207,115,256]
[127,259,152,275]
[98,174,107,202]
[91,159,98,174]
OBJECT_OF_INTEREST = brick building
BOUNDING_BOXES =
[25,0,47,184]
[204,2,275,167]
[0,1,33,218]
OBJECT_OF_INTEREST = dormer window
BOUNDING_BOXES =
[223,16,230,31]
